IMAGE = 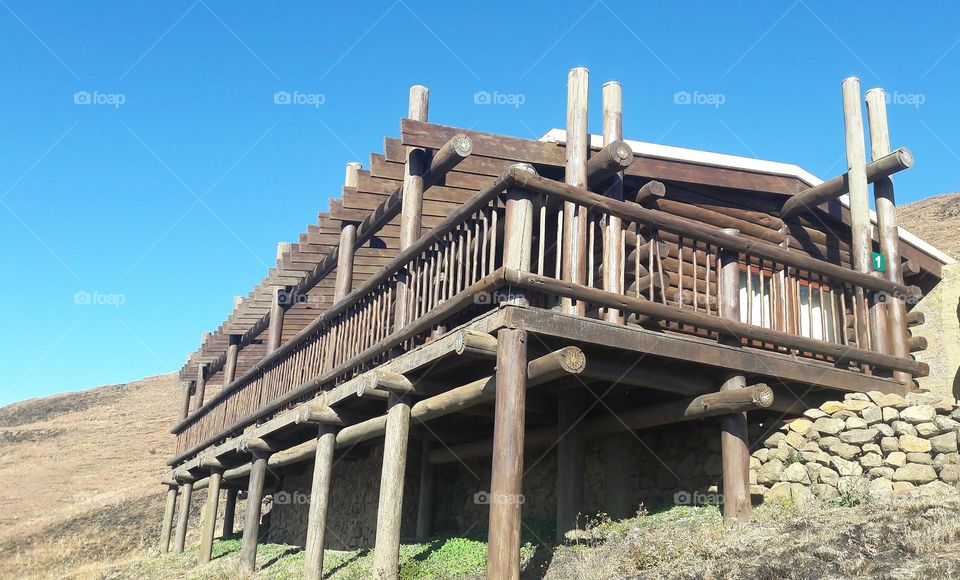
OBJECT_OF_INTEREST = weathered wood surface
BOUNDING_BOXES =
[159,485,177,553]
[239,453,269,572]
[303,426,336,580]
[199,469,222,564]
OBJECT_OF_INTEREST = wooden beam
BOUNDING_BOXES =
[223,335,240,385]
[159,484,178,554]
[600,81,625,324]
[192,364,207,412]
[199,469,223,564]
[373,391,411,579]
[335,163,361,302]
[180,381,194,422]
[556,387,587,541]
[634,180,666,204]
[779,146,913,218]
[267,286,287,353]
[222,488,238,538]
[586,139,633,186]
[303,426,336,580]
[239,452,269,572]
[173,482,193,554]
[454,329,498,357]
[562,67,590,317]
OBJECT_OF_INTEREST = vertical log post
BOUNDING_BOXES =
[222,488,238,538]
[160,484,178,553]
[373,391,411,579]
[865,88,911,384]
[304,425,337,580]
[173,479,194,554]
[486,327,528,580]
[180,380,195,421]
[199,468,223,564]
[561,67,589,316]
[602,434,633,519]
[415,439,436,542]
[335,162,361,303]
[192,363,208,412]
[557,388,587,541]
[601,80,625,323]
[239,452,269,572]
[224,334,240,385]
[718,230,751,526]
[267,285,288,354]
[842,77,887,359]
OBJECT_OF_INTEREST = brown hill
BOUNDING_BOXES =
[0,373,184,578]
[898,191,960,261]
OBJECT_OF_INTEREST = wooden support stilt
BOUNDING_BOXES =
[223,335,240,385]
[303,425,337,580]
[335,162,361,303]
[222,488,238,538]
[486,327,528,580]
[556,388,587,541]
[415,439,436,542]
[181,380,194,421]
[199,469,223,564]
[192,364,208,412]
[267,286,288,354]
[718,230,751,526]
[373,390,411,579]
[842,77,887,358]
[601,81,625,324]
[239,452,269,572]
[160,484,178,553]
[602,434,633,519]
[866,88,911,384]
[562,67,589,316]
[173,481,193,554]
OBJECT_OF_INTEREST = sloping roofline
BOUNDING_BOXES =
[540,129,955,265]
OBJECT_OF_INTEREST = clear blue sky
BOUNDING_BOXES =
[1,1,958,406]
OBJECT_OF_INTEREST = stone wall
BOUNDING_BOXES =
[913,262,960,397]
[752,390,960,503]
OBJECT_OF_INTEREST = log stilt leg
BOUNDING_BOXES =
[239,452,269,572]
[486,328,528,580]
[556,388,586,541]
[173,481,193,554]
[303,426,337,580]
[222,488,238,538]
[602,434,633,519]
[199,469,223,564]
[160,484,178,553]
[374,392,411,579]
[416,439,436,542]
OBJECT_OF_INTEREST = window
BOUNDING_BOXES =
[738,268,838,343]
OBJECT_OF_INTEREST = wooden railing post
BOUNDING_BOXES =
[866,88,911,384]
[415,439,436,542]
[223,335,240,385]
[159,484,178,553]
[199,468,223,564]
[173,479,194,554]
[180,380,194,421]
[561,67,589,316]
[239,451,270,572]
[718,230,751,526]
[222,488,238,538]
[486,327,528,580]
[267,285,288,354]
[502,166,536,305]
[842,77,887,358]
[304,425,337,580]
[335,162,361,303]
[601,80,625,324]
[192,363,208,412]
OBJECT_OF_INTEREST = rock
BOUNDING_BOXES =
[892,481,915,493]
[749,456,761,470]
[868,466,895,479]
[768,447,790,463]
[812,417,845,435]
[901,405,937,424]
[840,428,880,445]
[833,410,856,420]
[934,453,960,469]
[884,452,907,468]
[819,467,840,486]
[906,392,941,405]
[820,401,846,414]
[882,407,900,422]
[783,431,806,450]
[764,432,785,448]
[844,399,872,412]
[859,452,882,468]
[819,436,841,449]
[845,416,868,430]
[875,424,895,437]
[863,443,881,455]
[790,483,814,504]
[907,453,933,465]
[806,463,822,483]
[893,421,918,437]
[935,398,957,414]
[916,422,940,438]
[752,448,770,462]
[931,433,959,454]
[879,393,909,409]
[899,434,932,453]
[868,477,893,495]
[802,442,822,453]
[813,483,840,500]
[750,469,758,485]
[781,462,810,483]
[892,464,938,484]
[920,481,956,497]
[881,437,899,453]
[802,450,831,465]
[846,392,870,401]
[704,454,723,476]
[788,419,813,434]
[828,442,861,460]
[941,465,960,484]
[765,482,793,503]
[936,416,960,432]
[830,456,863,477]
[803,408,828,420]
[866,391,886,405]
[860,406,883,425]
[756,459,785,485]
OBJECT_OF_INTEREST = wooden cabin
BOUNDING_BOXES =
[158,70,952,579]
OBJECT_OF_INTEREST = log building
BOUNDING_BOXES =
[158,70,953,579]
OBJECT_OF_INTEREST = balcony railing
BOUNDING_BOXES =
[171,165,927,462]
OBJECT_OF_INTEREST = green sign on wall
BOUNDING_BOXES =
[872,251,885,273]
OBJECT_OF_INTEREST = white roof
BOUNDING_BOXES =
[540,129,954,265]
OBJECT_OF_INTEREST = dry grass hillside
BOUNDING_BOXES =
[0,373,183,578]
[899,191,960,261]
